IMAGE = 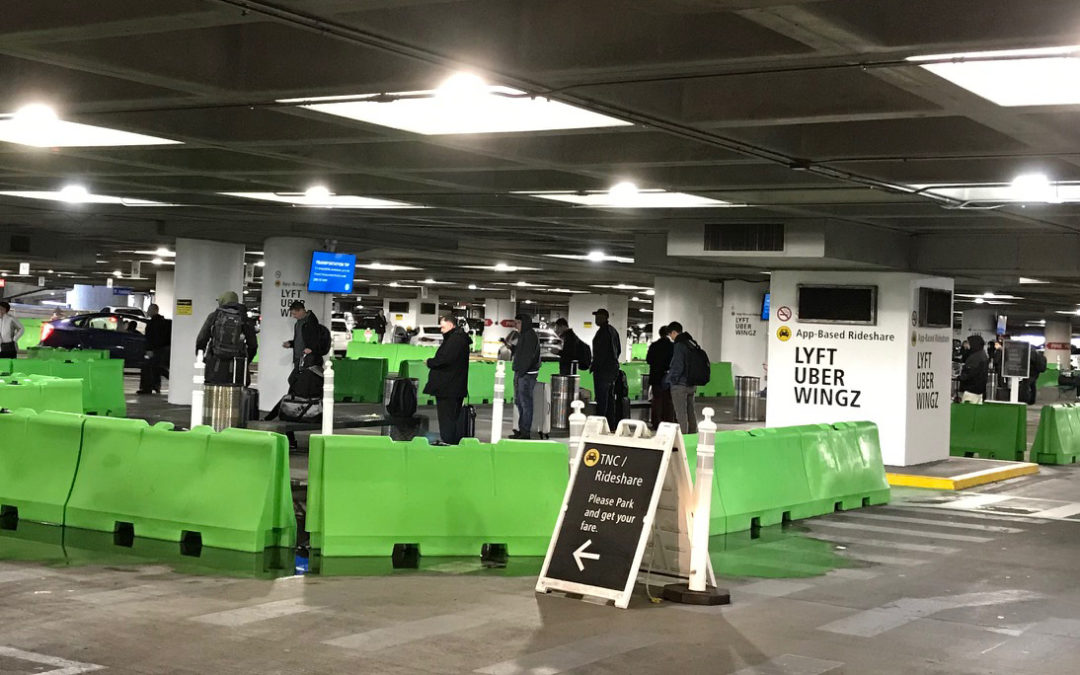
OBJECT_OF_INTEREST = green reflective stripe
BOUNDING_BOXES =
[949,402,1027,461]
[307,435,567,558]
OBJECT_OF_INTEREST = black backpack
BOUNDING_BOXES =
[686,339,712,386]
[314,323,332,357]
[387,378,418,418]
[211,306,245,359]
[577,340,592,371]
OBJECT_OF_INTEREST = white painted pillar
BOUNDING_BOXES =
[66,284,117,312]
[482,298,517,358]
[258,237,334,412]
[652,277,723,358]
[568,294,629,356]
[154,270,175,319]
[1044,319,1072,371]
[168,238,245,406]
[720,280,770,379]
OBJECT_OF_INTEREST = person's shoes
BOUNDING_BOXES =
[509,429,522,439]
[136,390,151,395]
[517,432,531,440]
[153,389,161,394]
[431,440,451,447]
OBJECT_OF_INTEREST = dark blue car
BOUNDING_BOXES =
[40,312,149,367]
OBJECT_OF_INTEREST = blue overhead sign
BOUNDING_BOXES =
[308,251,356,294]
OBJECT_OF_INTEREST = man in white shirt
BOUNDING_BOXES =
[0,302,25,359]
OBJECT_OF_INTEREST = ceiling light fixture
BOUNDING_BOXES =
[468,284,477,290]
[154,247,172,257]
[1019,277,1049,284]
[151,257,164,266]
[112,270,122,278]
[545,252,636,264]
[975,297,985,304]
[424,278,436,284]
[221,192,424,209]
[59,184,89,204]
[516,189,735,208]
[279,77,631,135]
[0,189,177,206]
[607,181,639,206]
[0,103,179,147]
[494,262,511,272]
[909,46,1080,106]
[304,184,332,202]
[359,262,422,271]
[586,249,606,262]
[256,261,266,268]
[1010,173,1060,203]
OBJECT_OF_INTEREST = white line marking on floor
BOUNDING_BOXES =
[807,520,994,543]
[1030,503,1080,520]
[818,589,1043,638]
[810,532,960,555]
[838,512,1024,533]
[0,568,51,584]
[474,631,662,674]
[326,597,538,652]
[0,646,104,674]
[729,653,844,675]
[74,584,174,605]
[945,494,1017,509]
[838,551,929,567]
[885,504,1049,525]
[191,598,317,627]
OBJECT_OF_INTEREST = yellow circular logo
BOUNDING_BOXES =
[777,325,792,342]
[583,448,600,467]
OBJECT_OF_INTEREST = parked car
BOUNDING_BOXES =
[40,312,149,366]
[498,328,563,361]
[330,318,351,355]
[100,305,146,318]
[331,311,355,331]
[410,325,444,347]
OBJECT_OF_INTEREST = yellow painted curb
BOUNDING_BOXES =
[887,462,1039,490]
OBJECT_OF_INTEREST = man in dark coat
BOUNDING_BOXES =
[590,308,622,430]
[958,334,989,403]
[283,300,326,397]
[511,313,542,439]
[137,303,171,394]
[553,317,586,375]
[195,291,258,386]
[645,324,675,429]
[425,315,471,445]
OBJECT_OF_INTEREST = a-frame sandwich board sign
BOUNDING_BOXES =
[535,418,715,609]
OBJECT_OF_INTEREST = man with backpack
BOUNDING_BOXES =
[1021,348,1048,404]
[195,291,258,386]
[666,321,711,434]
[590,308,622,430]
[282,300,330,399]
[646,324,675,429]
[553,317,591,375]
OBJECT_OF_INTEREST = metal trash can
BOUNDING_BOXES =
[551,374,579,434]
[204,384,242,432]
[734,376,762,422]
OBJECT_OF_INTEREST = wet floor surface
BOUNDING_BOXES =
[2,376,1079,673]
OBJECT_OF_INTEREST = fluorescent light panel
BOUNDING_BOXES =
[358,262,421,271]
[280,85,630,135]
[0,114,178,148]
[462,264,539,272]
[910,46,1080,106]
[545,253,635,263]
[0,190,177,206]
[221,192,424,209]
[517,190,733,208]
[913,182,1080,204]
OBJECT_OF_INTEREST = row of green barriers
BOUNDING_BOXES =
[0,357,125,417]
[1031,404,1080,465]
[307,435,567,558]
[27,347,112,360]
[685,422,891,534]
[950,402,1027,461]
[344,342,437,373]
[0,374,83,414]
[0,409,294,553]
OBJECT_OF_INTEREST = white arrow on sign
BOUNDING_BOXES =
[573,539,601,571]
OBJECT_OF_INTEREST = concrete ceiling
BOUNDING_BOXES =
[0,0,1078,320]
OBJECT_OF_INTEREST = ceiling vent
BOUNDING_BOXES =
[703,223,784,252]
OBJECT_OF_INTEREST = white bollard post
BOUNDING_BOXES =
[190,351,205,429]
[568,399,587,468]
[322,359,335,436]
[492,360,506,443]
[689,407,717,592]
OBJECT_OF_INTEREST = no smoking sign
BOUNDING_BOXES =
[777,306,792,321]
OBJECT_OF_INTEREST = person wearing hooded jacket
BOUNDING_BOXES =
[666,322,699,433]
[196,291,258,386]
[958,334,989,403]
[511,312,542,439]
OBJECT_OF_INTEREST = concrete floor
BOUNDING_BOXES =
[2,375,1079,674]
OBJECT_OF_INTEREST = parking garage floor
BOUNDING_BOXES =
[2,377,1079,674]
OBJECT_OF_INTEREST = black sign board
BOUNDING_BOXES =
[1002,340,1031,379]
[543,442,667,593]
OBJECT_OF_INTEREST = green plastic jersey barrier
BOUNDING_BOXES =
[682,421,890,535]
[27,347,112,361]
[331,357,388,403]
[65,417,294,553]
[2,358,126,417]
[697,362,736,397]
[0,409,86,526]
[344,343,437,373]
[631,343,648,361]
[351,328,380,344]
[1031,404,1080,465]
[0,374,83,414]
[307,435,567,558]
[950,402,1027,461]
[1037,365,1060,389]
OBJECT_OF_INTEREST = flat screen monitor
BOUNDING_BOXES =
[388,301,410,313]
[796,285,877,325]
[761,292,771,320]
[307,251,356,294]
[918,287,953,328]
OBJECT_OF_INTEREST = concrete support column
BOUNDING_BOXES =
[720,280,770,379]
[258,237,334,412]
[961,308,997,344]
[569,294,628,357]
[652,277,722,357]
[67,284,117,312]
[154,270,175,319]
[168,238,245,406]
[482,298,516,358]
[1044,319,1073,371]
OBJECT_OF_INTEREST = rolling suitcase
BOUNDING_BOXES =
[458,404,477,439]
[240,387,259,425]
